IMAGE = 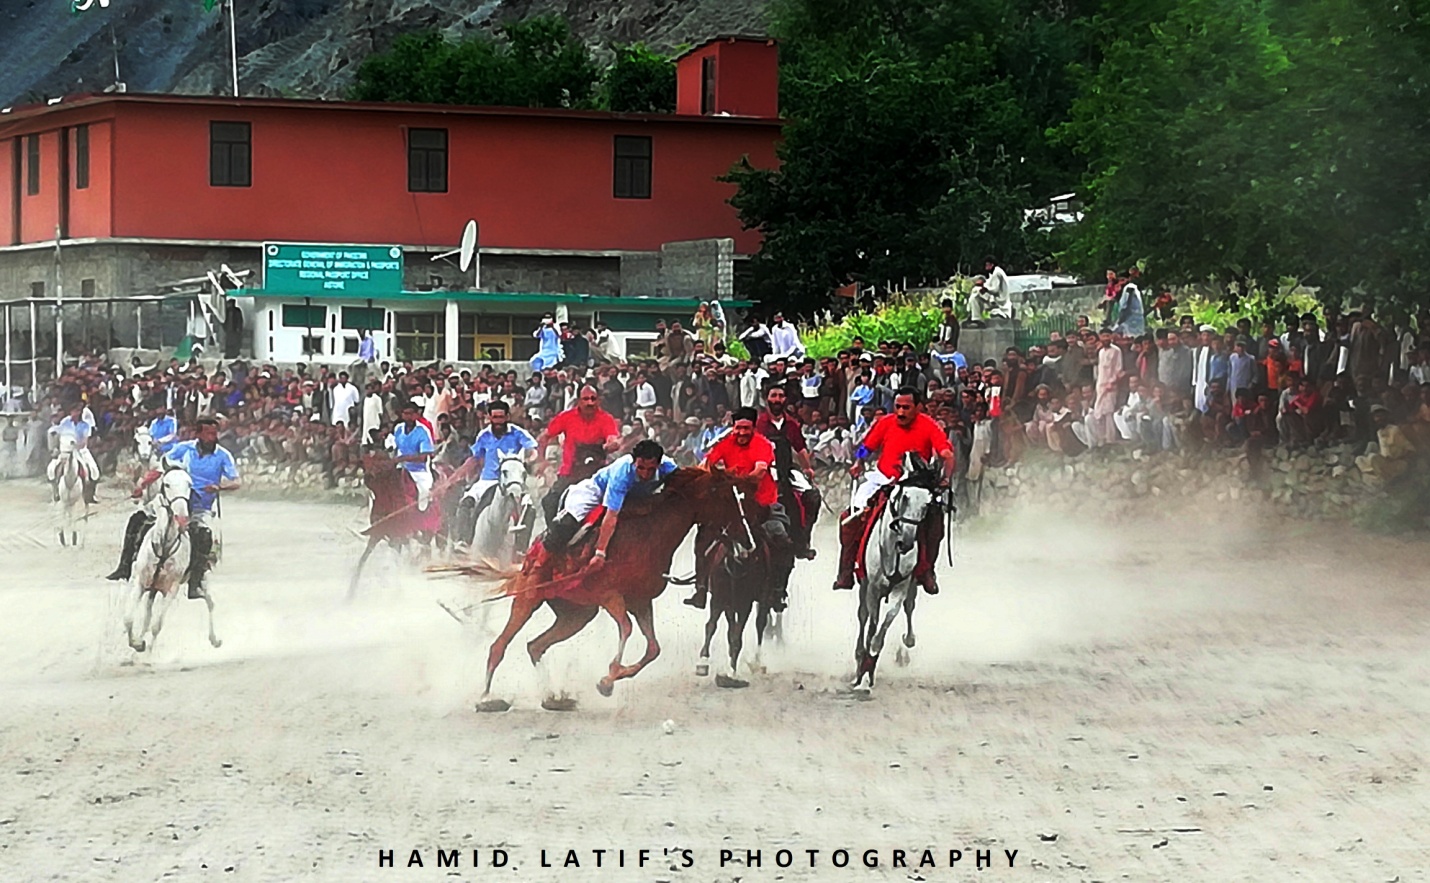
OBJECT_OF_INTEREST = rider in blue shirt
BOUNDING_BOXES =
[452,401,537,541]
[540,439,677,564]
[108,418,241,598]
[384,402,435,511]
[148,409,179,455]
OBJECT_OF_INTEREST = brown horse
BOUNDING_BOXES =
[349,452,447,598]
[470,467,757,710]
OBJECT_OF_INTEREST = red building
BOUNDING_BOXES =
[0,37,780,365]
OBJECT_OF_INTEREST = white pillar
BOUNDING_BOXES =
[444,299,459,363]
[29,301,39,402]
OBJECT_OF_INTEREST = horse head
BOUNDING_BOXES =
[497,452,528,502]
[664,467,761,540]
[134,426,154,462]
[158,465,193,529]
[57,434,77,456]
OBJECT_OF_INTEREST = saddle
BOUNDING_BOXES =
[471,481,500,515]
[852,454,943,582]
[521,506,606,579]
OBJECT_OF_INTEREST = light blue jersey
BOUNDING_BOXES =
[167,440,240,513]
[469,426,537,480]
[388,423,435,473]
[591,454,678,512]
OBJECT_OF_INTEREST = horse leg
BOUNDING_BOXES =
[202,586,223,649]
[696,595,720,678]
[608,597,662,687]
[595,595,632,697]
[138,592,157,655]
[478,593,541,711]
[717,602,750,688]
[868,583,910,679]
[853,581,880,689]
[902,583,917,649]
[525,600,598,711]
[347,535,380,600]
[123,582,145,652]
[147,586,178,653]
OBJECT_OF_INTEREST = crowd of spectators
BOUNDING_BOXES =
[16,296,1430,499]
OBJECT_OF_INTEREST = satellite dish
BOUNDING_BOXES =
[458,220,478,272]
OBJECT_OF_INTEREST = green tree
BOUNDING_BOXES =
[722,0,1088,317]
[350,16,599,109]
[1057,0,1430,310]
[598,43,677,113]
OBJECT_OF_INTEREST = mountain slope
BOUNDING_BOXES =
[0,0,769,108]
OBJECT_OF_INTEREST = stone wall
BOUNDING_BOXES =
[970,443,1396,523]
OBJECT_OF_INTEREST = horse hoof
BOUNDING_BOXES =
[695,663,710,677]
[129,640,146,653]
[903,634,916,649]
[475,698,512,713]
[541,695,578,712]
[715,674,749,689]
[210,638,223,649]
[595,679,614,698]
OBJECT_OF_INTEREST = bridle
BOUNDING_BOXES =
[149,472,190,570]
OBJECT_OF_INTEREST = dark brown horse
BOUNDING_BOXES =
[466,467,757,710]
[349,452,448,598]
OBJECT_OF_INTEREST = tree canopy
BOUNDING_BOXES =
[349,18,677,113]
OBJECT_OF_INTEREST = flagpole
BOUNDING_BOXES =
[227,0,239,97]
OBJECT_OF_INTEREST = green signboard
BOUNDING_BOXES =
[263,243,404,295]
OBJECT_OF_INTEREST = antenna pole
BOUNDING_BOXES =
[227,0,240,97]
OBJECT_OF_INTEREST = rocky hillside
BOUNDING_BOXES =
[0,0,769,108]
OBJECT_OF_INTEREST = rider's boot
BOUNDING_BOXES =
[796,487,823,559]
[914,513,944,595]
[683,547,709,609]
[106,510,151,580]
[832,511,864,591]
[187,525,213,599]
[453,498,477,549]
[83,478,98,505]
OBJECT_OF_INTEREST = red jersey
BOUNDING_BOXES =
[705,432,779,507]
[546,406,620,476]
[861,412,953,479]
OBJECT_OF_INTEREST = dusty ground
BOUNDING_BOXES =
[0,481,1426,882]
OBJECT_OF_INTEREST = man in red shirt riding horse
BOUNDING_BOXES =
[834,387,955,595]
[533,384,623,525]
[683,406,791,610]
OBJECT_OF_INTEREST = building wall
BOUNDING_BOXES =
[68,121,113,240]
[19,130,62,244]
[105,102,777,255]
[1,140,14,246]
[676,39,779,119]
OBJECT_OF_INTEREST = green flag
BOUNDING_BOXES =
[203,0,219,11]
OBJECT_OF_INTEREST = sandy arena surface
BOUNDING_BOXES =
[0,480,1426,882]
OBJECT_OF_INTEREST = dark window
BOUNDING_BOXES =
[613,135,652,199]
[281,304,327,328]
[26,135,40,195]
[75,125,89,190]
[701,57,717,115]
[81,279,96,298]
[407,129,448,193]
[31,281,45,298]
[341,306,385,331]
[210,121,251,187]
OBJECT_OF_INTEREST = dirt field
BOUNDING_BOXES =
[0,481,1425,881]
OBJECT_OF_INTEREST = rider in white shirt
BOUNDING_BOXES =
[48,401,100,504]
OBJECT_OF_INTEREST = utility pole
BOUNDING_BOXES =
[228,0,240,97]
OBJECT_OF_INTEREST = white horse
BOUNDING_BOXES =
[852,455,941,690]
[52,436,87,547]
[123,467,221,654]
[469,452,535,568]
